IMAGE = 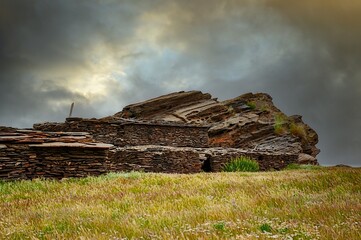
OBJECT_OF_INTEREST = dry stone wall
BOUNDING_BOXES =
[116,123,209,147]
[0,130,112,180]
[0,143,112,180]
[108,145,298,173]
[31,144,110,179]
[207,149,298,171]
[33,118,122,144]
[0,144,34,180]
[108,146,202,173]
[1,142,299,180]
[34,118,209,148]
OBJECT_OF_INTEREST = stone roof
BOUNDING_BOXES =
[65,117,211,128]
[0,129,113,149]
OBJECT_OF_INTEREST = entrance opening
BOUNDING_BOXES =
[202,157,212,172]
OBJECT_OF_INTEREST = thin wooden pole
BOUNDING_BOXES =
[68,102,74,118]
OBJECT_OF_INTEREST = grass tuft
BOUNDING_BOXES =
[274,114,288,135]
[223,156,260,172]
[290,122,308,140]
[260,223,272,233]
[213,222,226,231]
[246,101,257,110]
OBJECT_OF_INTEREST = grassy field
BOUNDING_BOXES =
[0,167,360,239]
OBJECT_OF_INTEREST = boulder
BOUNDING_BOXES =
[297,153,318,164]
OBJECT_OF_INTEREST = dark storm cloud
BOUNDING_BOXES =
[0,0,360,165]
[261,0,361,166]
[137,0,361,166]
[0,0,161,126]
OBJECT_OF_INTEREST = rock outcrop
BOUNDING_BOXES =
[114,91,319,160]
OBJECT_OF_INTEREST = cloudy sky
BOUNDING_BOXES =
[1,0,360,166]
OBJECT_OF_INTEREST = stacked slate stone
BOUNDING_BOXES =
[30,144,110,179]
[108,146,202,173]
[206,149,298,171]
[0,143,33,180]
[34,118,122,144]
[0,129,113,180]
[109,145,299,173]
[116,123,209,147]
[34,118,210,148]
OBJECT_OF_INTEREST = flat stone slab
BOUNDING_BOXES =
[113,145,294,156]
[0,144,7,149]
[57,132,90,136]
[59,136,87,140]
[16,129,43,133]
[0,133,23,136]
[0,136,28,142]
[29,142,113,149]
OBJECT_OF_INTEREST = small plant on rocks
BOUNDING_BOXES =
[274,114,288,135]
[246,101,257,110]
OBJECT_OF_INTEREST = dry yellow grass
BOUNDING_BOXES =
[0,168,360,239]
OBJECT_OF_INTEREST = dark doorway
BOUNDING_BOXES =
[202,157,212,172]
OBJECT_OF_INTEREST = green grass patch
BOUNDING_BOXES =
[274,113,288,135]
[246,101,257,110]
[223,156,260,172]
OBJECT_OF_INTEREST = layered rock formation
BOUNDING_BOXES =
[114,91,319,161]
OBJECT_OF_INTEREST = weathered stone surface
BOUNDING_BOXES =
[297,153,318,165]
[34,119,209,148]
[0,126,17,132]
[114,91,213,119]
[0,129,114,180]
[113,91,319,159]
[108,146,203,173]
[29,142,113,149]
[108,145,298,173]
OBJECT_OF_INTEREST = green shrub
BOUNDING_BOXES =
[222,156,259,172]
